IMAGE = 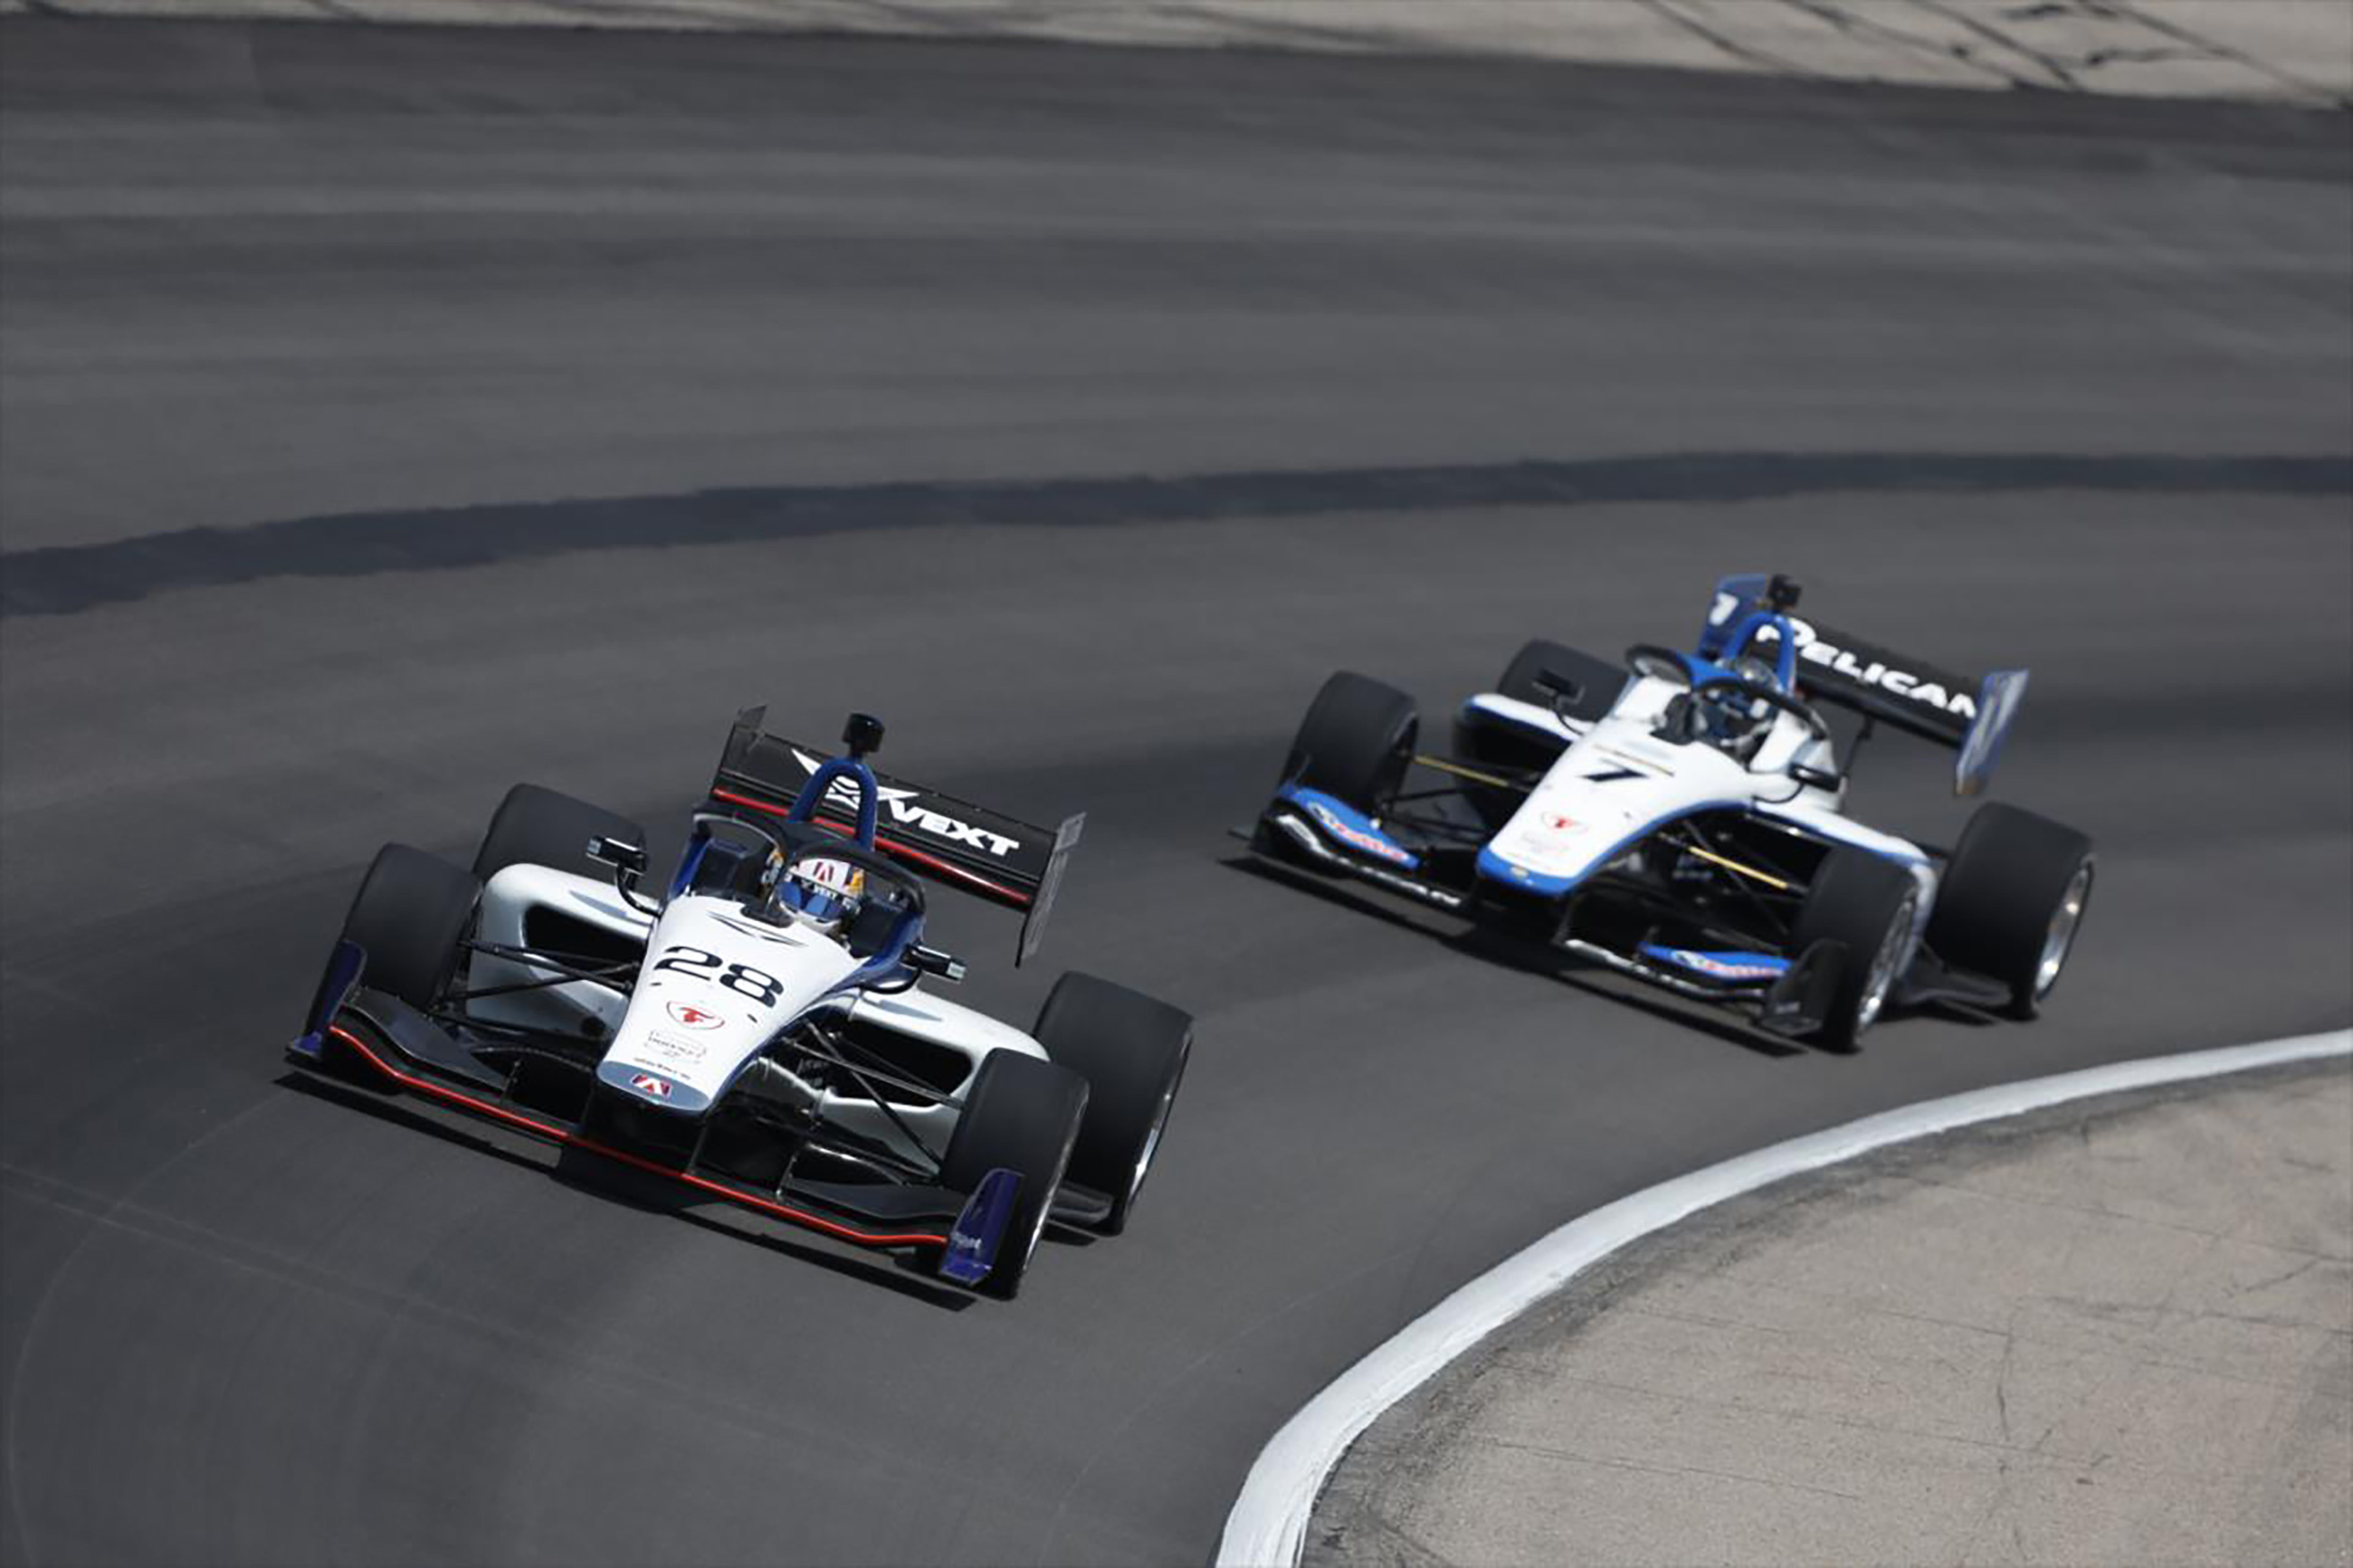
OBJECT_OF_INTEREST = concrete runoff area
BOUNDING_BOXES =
[4,0,2347,107]
[1309,1061,2353,1568]
[1,18,2348,1567]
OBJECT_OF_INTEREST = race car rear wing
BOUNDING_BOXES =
[1700,575,2027,797]
[709,707,1082,964]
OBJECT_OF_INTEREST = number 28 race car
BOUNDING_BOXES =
[288,709,1192,1298]
[1243,575,2094,1050]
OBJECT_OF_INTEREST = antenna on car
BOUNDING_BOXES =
[842,712,885,760]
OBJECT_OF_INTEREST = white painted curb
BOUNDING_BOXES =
[1215,1028,2353,1568]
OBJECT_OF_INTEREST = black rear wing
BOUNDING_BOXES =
[710,707,1082,965]
[1700,575,2027,796]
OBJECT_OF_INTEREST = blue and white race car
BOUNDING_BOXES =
[1243,575,2093,1050]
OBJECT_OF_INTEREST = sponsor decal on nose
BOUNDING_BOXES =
[630,1072,673,1099]
[1304,800,1415,865]
[666,1002,725,1031]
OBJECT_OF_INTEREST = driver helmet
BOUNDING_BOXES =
[1702,654,1785,753]
[768,850,865,931]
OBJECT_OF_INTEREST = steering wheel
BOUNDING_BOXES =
[1690,675,1833,747]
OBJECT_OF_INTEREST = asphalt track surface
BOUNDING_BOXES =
[2,20,2348,1567]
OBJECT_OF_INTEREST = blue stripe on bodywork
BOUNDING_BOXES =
[1474,843,1580,898]
[1459,696,1570,740]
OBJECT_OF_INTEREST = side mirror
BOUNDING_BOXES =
[1532,669,1583,702]
[908,945,967,984]
[587,836,647,876]
[1533,668,1585,721]
[1790,763,1841,793]
[588,837,659,914]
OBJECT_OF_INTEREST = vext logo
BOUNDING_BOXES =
[792,749,1022,858]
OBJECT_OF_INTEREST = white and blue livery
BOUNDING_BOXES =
[1245,575,2093,1050]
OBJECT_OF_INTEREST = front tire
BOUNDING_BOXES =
[1790,847,1920,1051]
[1280,671,1416,812]
[939,1052,1089,1300]
[472,783,646,883]
[1032,973,1192,1236]
[338,843,480,1012]
[1928,803,2095,1020]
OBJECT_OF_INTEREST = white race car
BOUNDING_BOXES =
[1245,575,2093,1050]
[290,709,1191,1298]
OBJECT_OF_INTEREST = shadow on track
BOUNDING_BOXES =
[1224,854,1814,1061]
[276,1070,978,1312]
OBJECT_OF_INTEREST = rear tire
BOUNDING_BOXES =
[338,844,479,1011]
[472,784,645,883]
[1789,847,1920,1051]
[1032,973,1192,1236]
[939,1052,1089,1300]
[1280,672,1416,811]
[1928,803,2094,1020]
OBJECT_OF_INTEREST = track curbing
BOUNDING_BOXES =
[1215,1028,2353,1568]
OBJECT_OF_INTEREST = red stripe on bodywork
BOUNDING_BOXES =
[707,787,1033,906]
[323,1025,949,1250]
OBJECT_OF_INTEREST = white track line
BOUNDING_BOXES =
[1215,1028,2353,1568]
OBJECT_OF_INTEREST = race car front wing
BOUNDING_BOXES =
[1241,784,1846,1037]
[288,941,1028,1282]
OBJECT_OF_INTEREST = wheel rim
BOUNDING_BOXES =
[1854,891,1916,1034]
[2034,862,2094,999]
[1129,1070,1182,1203]
[1022,1201,1050,1265]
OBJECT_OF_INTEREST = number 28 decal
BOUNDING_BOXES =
[650,945,783,1007]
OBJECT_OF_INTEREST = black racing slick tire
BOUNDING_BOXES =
[939,1052,1089,1300]
[472,783,646,884]
[1031,973,1192,1237]
[1927,803,2095,1020]
[338,843,480,1012]
[1281,671,1416,812]
[1789,846,1921,1052]
[1496,639,1625,726]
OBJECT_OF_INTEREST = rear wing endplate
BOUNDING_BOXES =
[710,708,1082,964]
[1700,575,2027,797]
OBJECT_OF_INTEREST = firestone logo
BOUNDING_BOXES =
[1305,800,1415,865]
[1669,948,1781,981]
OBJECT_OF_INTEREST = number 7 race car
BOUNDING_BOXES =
[1241,575,2094,1050]
[288,709,1192,1299]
